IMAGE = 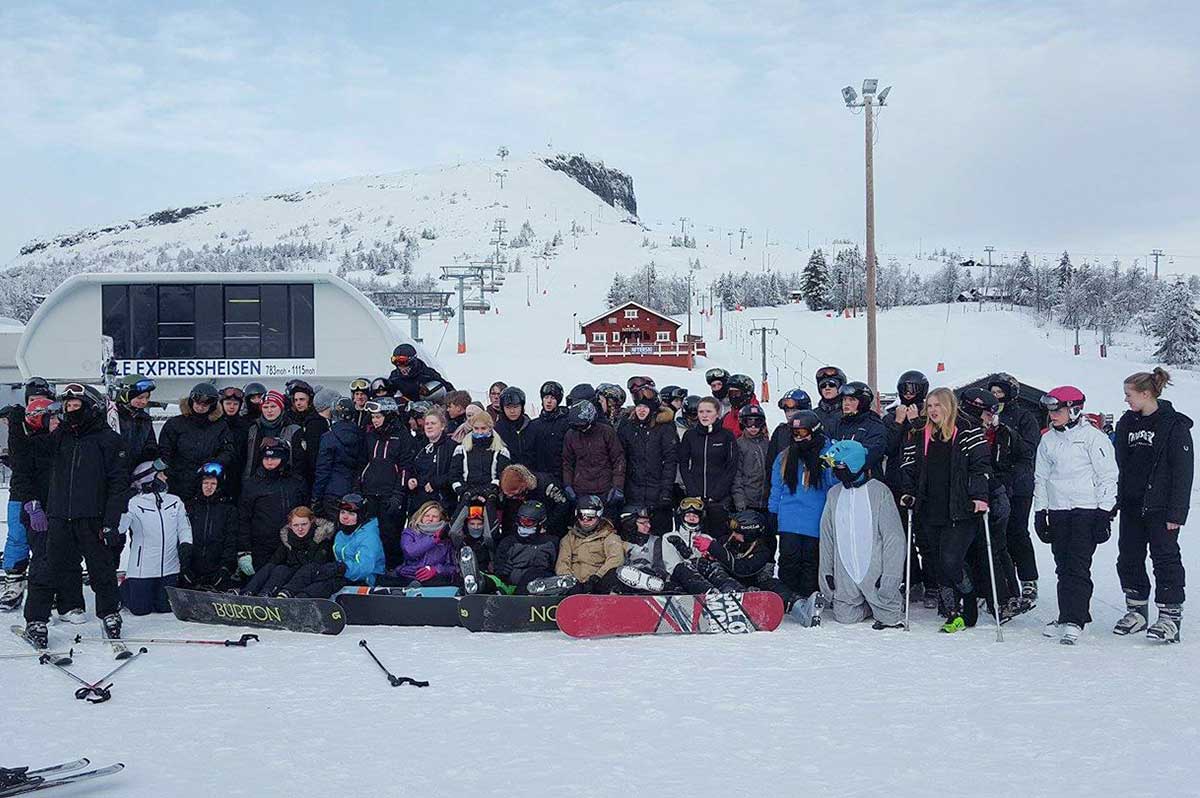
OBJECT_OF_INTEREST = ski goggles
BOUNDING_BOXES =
[338,494,365,513]
[364,400,393,414]
[704,369,727,384]
[129,378,156,396]
[816,367,843,382]
[741,417,765,429]
[679,497,705,513]
[1039,395,1078,412]
[517,514,541,528]
[390,354,411,366]
[779,398,804,411]
[219,387,244,401]
[350,378,371,393]
[58,383,88,400]
[198,462,224,478]
[576,508,602,520]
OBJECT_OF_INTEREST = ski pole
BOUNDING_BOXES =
[358,640,429,688]
[904,509,914,632]
[981,514,1004,643]
[0,649,73,665]
[74,633,258,648]
[42,646,148,703]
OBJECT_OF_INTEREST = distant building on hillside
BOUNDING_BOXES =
[956,286,1014,303]
[566,301,706,368]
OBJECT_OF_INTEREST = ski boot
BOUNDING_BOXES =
[57,608,88,625]
[101,612,122,640]
[1146,604,1181,644]
[0,573,26,612]
[872,620,905,630]
[1020,580,1038,611]
[1042,621,1061,638]
[459,547,480,595]
[24,621,49,650]
[1113,597,1149,636]
[788,592,823,627]
[940,614,966,634]
[1060,623,1083,646]
[0,766,32,790]
[527,574,578,596]
[616,566,666,594]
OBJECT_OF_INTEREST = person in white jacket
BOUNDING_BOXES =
[1032,387,1118,645]
[118,460,193,615]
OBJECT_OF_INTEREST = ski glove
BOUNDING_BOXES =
[22,501,48,533]
[1034,511,1052,544]
[666,535,691,559]
[563,486,577,502]
[693,534,713,555]
[544,483,567,504]
[101,527,125,551]
[237,553,255,577]
[414,565,437,583]
[177,542,194,571]
[1089,508,1113,544]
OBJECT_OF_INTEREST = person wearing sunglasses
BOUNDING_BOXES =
[387,343,454,404]
[732,404,771,514]
[238,437,308,576]
[21,383,128,649]
[358,397,415,568]
[813,365,848,439]
[182,462,239,593]
[160,382,237,504]
[117,459,192,616]
[114,374,159,467]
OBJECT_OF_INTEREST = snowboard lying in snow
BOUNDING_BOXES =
[334,592,461,627]
[556,592,785,638]
[458,595,563,632]
[166,587,345,635]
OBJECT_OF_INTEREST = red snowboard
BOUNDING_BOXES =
[556,592,785,639]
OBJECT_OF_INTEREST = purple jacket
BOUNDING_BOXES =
[396,527,459,580]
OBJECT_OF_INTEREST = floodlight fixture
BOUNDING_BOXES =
[842,86,858,106]
[877,86,891,104]
[862,79,878,95]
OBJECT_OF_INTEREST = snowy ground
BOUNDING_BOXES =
[3,511,1198,797]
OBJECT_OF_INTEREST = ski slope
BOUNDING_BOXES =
[2,515,1197,798]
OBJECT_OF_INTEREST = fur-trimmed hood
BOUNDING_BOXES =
[500,463,537,495]
[279,517,335,549]
[178,394,224,423]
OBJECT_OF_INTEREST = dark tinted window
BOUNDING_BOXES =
[260,284,289,357]
[290,284,315,358]
[130,285,158,359]
[157,286,195,358]
[195,285,224,358]
[224,285,260,357]
[101,285,130,358]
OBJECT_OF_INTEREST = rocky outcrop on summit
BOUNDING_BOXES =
[542,154,637,217]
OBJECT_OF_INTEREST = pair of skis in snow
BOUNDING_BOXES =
[0,759,123,797]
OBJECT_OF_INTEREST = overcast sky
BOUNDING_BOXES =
[2,1,1197,270]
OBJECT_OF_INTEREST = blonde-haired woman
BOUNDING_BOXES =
[899,387,992,633]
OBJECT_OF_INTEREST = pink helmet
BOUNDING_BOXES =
[1041,386,1085,424]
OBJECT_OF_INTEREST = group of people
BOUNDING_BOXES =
[0,340,1190,648]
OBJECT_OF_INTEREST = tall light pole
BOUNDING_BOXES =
[982,245,994,312]
[843,79,891,403]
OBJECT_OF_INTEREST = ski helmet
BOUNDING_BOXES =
[789,410,823,437]
[408,400,434,418]
[421,379,449,402]
[677,496,706,527]
[334,397,358,422]
[56,383,99,415]
[618,506,654,542]
[218,384,244,406]
[516,500,547,536]
[24,396,53,431]
[575,494,604,520]
[660,385,682,404]
[633,386,662,414]
[131,458,167,491]
[987,372,1020,404]
[737,403,767,429]
[815,366,847,391]
[338,492,366,517]
[259,437,291,461]
[567,400,598,429]
[499,386,527,409]
[729,510,766,541]
[369,377,391,397]
[540,380,564,402]
[596,383,626,410]
[349,378,371,395]
[567,383,596,405]
[958,387,999,421]
[196,461,225,490]
[242,382,267,400]
[391,343,417,367]
[24,377,54,402]
[189,382,220,407]
[285,379,314,400]
[778,388,813,414]
[726,374,755,408]
[896,370,929,405]
[117,375,156,406]
[365,397,400,417]
[705,367,729,386]
[681,395,702,420]
[1041,386,1086,425]
[627,375,655,392]
[838,381,875,414]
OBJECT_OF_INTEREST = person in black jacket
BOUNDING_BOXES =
[241,506,335,597]
[835,381,888,477]
[22,385,129,647]
[387,343,454,403]
[312,399,366,521]
[899,387,991,633]
[987,372,1041,605]
[405,408,457,518]
[217,384,252,500]
[357,397,413,568]
[1112,368,1192,643]
[243,390,304,482]
[237,437,308,576]
[160,383,237,505]
[525,381,570,485]
[494,500,561,593]
[114,374,159,467]
[883,371,929,601]
[450,411,511,511]
[616,388,678,531]
[284,380,330,494]
[182,463,239,592]
[678,397,738,534]
[813,365,847,440]
[494,386,533,468]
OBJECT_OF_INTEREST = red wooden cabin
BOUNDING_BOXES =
[566,301,706,368]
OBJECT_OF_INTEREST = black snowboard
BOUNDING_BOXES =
[166,587,345,635]
[335,592,461,627]
[458,595,563,632]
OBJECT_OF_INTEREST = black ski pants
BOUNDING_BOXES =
[929,519,978,599]
[1007,493,1038,582]
[244,563,294,597]
[913,513,943,592]
[24,523,84,615]
[25,517,118,623]
[1117,510,1185,605]
[281,561,346,599]
[971,501,1016,608]
[1048,509,1098,627]
[777,533,820,597]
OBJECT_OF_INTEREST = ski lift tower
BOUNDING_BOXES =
[368,290,454,343]
[440,265,489,354]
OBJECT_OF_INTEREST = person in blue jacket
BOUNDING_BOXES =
[768,410,836,600]
[312,399,366,521]
[276,493,385,598]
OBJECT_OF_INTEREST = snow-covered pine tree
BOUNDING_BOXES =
[801,249,829,310]
[606,275,627,308]
[1153,280,1200,365]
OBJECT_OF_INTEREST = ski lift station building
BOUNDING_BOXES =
[17,272,419,397]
